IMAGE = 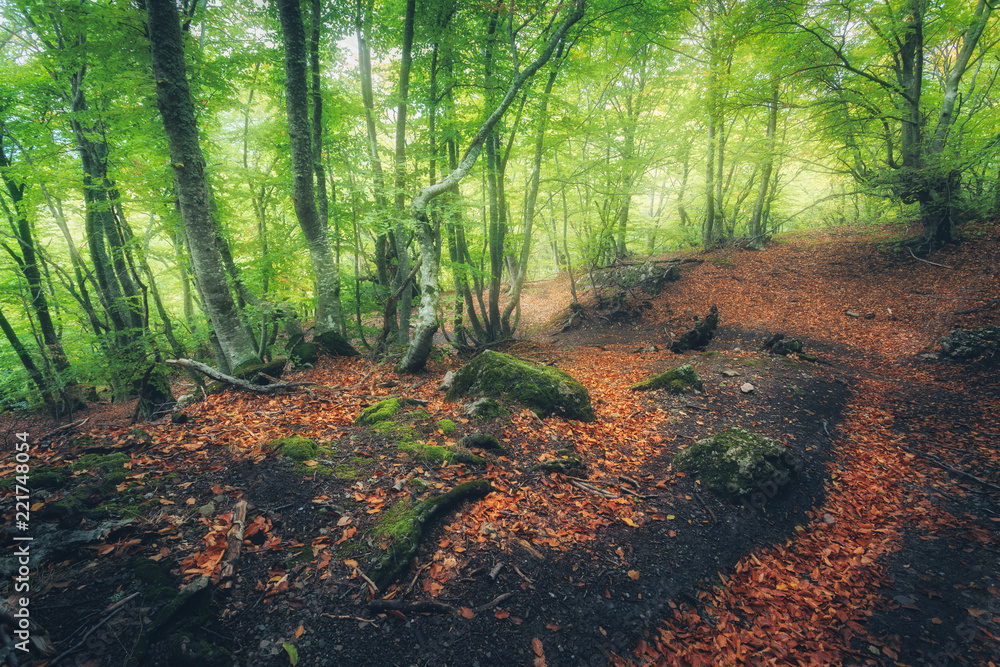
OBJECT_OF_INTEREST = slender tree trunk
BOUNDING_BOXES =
[502,42,565,334]
[397,0,587,372]
[276,0,342,334]
[749,79,779,249]
[145,0,259,373]
[390,0,416,348]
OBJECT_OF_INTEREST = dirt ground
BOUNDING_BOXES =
[2,225,998,667]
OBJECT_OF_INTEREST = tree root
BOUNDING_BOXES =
[165,358,310,394]
[367,480,492,591]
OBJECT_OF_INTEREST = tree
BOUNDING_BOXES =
[397,0,588,373]
[145,0,259,374]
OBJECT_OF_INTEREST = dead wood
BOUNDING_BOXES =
[38,417,89,443]
[369,599,457,615]
[164,359,310,394]
[218,500,248,590]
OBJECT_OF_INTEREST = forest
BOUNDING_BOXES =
[1,1,999,666]
[0,0,997,412]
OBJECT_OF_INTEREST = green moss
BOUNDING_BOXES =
[72,452,129,472]
[437,419,456,435]
[398,441,485,466]
[22,467,68,489]
[445,350,594,421]
[356,398,404,425]
[133,559,173,586]
[457,433,504,452]
[289,342,319,368]
[631,364,703,393]
[268,436,319,461]
[673,428,792,501]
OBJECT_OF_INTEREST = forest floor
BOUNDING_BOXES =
[2,224,999,667]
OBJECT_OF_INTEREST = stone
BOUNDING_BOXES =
[721,369,741,377]
[740,382,755,394]
[672,428,793,500]
[464,397,509,419]
[438,371,455,391]
[630,364,703,394]
[446,350,594,421]
[315,330,359,357]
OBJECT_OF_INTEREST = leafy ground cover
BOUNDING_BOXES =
[1,225,998,666]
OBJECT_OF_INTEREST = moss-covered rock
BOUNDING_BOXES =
[315,330,360,357]
[355,397,417,426]
[631,364,703,393]
[939,325,1000,360]
[231,357,287,385]
[437,419,456,435]
[268,436,319,461]
[289,342,320,368]
[671,305,720,353]
[446,350,594,421]
[457,433,504,452]
[29,467,69,489]
[673,428,792,501]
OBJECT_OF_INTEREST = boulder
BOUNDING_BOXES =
[630,364,703,393]
[671,305,719,353]
[673,427,793,501]
[939,325,1000,360]
[446,350,594,421]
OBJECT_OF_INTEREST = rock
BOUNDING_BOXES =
[721,369,741,377]
[939,325,1000,360]
[845,310,861,318]
[446,350,594,421]
[672,428,793,500]
[670,305,720,353]
[198,502,215,517]
[438,371,455,391]
[176,393,198,408]
[630,364,703,394]
[170,411,188,424]
[464,397,509,419]
[864,312,875,319]
[314,330,360,357]
[740,382,755,394]
[289,341,319,368]
[457,433,504,452]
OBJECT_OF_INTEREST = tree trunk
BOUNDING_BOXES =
[397,0,587,373]
[145,0,259,373]
[276,0,342,334]
[0,305,56,412]
[749,79,779,249]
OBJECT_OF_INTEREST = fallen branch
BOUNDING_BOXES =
[38,417,89,443]
[368,599,457,615]
[900,445,1000,493]
[218,500,247,590]
[164,359,310,394]
[321,612,379,626]
[50,593,138,665]
[569,478,618,499]
[474,592,514,613]
[908,247,954,269]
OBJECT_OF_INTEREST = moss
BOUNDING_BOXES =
[334,462,360,479]
[289,342,319,368]
[465,397,509,419]
[673,428,792,501]
[268,436,318,461]
[356,398,404,426]
[437,419,456,435]
[21,467,68,490]
[446,350,594,421]
[367,480,492,590]
[315,330,359,357]
[457,433,504,452]
[631,364,703,393]
[72,452,130,473]
[398,441,486,466]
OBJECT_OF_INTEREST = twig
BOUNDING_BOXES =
[694,491,717,526]
[38,417,89,443]
[488,562,504,580]
[321,612,379,626]
[50,599,133,665]
[569,479,618,499]
[368,599,457,615]
[358,569,380,595]
[474,592,514,613]
[218,500,248,590]
[908,247,954,269]
[512,564,534,584]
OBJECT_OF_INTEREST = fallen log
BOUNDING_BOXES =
[164,359,310,394]
[218,500,248,590]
